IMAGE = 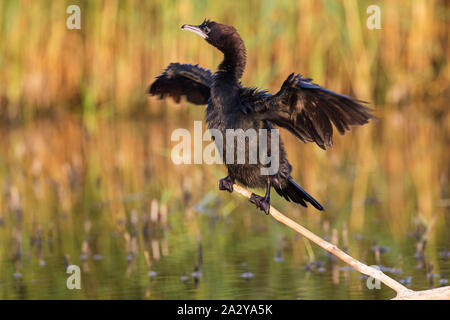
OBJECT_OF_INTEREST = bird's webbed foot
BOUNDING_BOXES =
[239,97,254,115]
[249,193,271,215]
[219,176,234,193]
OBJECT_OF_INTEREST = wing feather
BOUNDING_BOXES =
[248,74,374,149]
[149,63,212,105]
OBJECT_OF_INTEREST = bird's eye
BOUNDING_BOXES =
[203,26,210,34]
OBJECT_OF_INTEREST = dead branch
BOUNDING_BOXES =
[232,184,450,300]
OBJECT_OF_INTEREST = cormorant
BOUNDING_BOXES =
[149,20,374,214]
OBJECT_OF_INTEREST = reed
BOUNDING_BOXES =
[0,0,448,299]
[0,1,448,116]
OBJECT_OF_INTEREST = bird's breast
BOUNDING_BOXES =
[206,82,239,127]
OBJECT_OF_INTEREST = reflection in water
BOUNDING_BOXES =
[0,111,448,299]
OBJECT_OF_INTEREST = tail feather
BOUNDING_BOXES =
[275,177,324,211]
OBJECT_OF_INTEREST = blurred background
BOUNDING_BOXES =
[0,0,449,299]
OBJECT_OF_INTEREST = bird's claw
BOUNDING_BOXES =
[291,74,301,86]
[240,100,254,115]
[249,193,270,215]
[219,176,234,193]
[283,73,301,89]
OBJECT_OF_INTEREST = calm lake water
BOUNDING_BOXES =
[0,110,448,300]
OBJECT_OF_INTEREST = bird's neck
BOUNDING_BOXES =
[217,37,246,80]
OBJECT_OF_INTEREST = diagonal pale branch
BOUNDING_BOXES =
[232,184,450,300]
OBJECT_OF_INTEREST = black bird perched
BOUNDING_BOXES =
[149,20,374,214]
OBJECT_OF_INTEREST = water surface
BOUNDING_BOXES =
[0,112,448,299]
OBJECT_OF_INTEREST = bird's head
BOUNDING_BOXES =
[181,19,243,54]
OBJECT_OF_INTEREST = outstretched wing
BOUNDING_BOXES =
[149,63,213,105]
[249,73,374,149]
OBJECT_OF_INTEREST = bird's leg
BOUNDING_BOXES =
[249,178,271,215]
[219,175,234,193]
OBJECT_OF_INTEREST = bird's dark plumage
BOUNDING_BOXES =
[149,20,374,214]
[149,63,212,105]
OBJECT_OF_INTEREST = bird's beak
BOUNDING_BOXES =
[181,24,207,39]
